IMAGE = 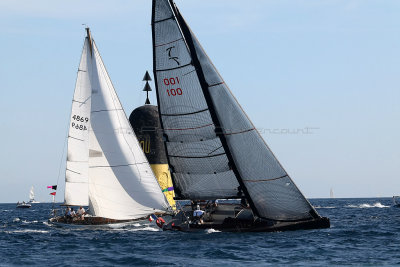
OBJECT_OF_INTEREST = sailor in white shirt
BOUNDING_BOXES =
[193,205,204,224]
[77,206,86,220]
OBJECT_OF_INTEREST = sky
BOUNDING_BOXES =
[0,0,399,203]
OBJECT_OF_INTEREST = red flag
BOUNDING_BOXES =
[50,192,56,196]
[47,185,57,190]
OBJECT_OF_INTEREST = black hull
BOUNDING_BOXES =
[16,205,31,209]
[164,217,330,233]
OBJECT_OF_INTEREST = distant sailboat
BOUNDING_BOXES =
[151,0,329,232]
[29,186,40,203]
[393,196,400,207]
[50,28,170,224]
[17,187,33,208]
[330,188,334,199]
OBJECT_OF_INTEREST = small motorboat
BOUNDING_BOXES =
[16,201,31,209]
[393,196,400,207]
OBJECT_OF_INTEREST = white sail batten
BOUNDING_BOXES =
[64,38,92,206]
[88,41,169,220]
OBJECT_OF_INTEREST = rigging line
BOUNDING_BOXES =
[55,118,69,204]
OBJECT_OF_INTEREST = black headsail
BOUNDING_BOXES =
[152,0,320,221]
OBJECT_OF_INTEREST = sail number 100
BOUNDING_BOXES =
[164,77,183,96]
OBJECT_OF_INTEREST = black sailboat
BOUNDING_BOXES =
[151,0,329,232]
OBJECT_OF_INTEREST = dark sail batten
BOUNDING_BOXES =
[243,175,288,183]
[161,108,208,117]
[169,1,261,217]
[156,62,192,72]
[155,37,184,48]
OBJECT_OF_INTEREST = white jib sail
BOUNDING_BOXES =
[64,37,92,206]
[87,40,169,220]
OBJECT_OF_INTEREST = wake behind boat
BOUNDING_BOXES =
[49,28,171,225]
[150,0,329,232]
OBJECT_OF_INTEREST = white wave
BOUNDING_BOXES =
[22,220,38,224]
[205,228,221,234]
[6,229,49,234]
[345,202,390,208]
[107,222,144,229]
[13,218,20,222]
[130,226,160,232]
[314,206,336,209]
[110,225,160,232]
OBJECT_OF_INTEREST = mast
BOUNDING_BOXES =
[86,27,93,57]
[168,1,260,216]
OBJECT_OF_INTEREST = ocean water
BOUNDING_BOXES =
[1,198,399,266]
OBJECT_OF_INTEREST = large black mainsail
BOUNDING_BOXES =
[152,0,324,223]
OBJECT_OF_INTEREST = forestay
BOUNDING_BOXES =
[152,0,240,200]
[88,40,169,220]
[64,37,92,206]
[153,0,319,221]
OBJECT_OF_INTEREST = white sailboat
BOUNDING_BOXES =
[29,186,40,203]
[50,28,170,224]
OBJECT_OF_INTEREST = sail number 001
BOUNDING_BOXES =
[164,77,183,96]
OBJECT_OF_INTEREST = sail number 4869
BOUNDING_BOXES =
[164,77,183,96]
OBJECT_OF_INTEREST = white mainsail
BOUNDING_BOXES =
[63,29,170,220]
[64,36,92,206]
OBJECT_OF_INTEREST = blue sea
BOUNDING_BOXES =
[1,198,399,266]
